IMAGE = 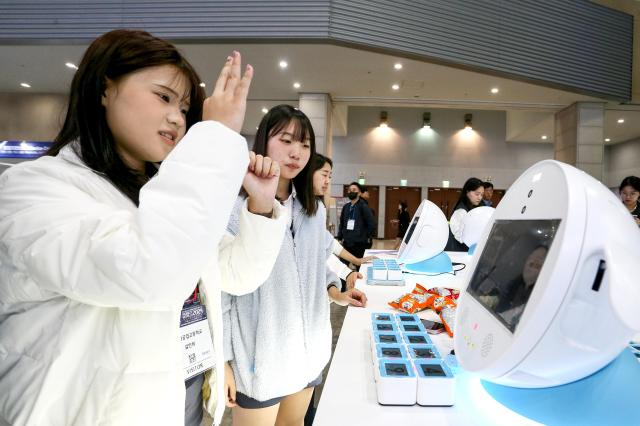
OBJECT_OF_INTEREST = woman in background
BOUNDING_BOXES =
[394,201,411,249]
[311,153,374,289]
[619,175,640,226]
[445,177,485,251]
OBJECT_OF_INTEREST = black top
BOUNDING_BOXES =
[630,202,640,226]
[444,202,470,252]
[338,198,375,245]
[397,210,411,239]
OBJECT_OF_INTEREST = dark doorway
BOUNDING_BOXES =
[384,186,422,239]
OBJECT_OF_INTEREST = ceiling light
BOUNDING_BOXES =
[379,111,388,128]
[422,112,431,129]
[464,113,473,130]
[391,84,400,90]
[199,82,206,88]
[293,82,301,89]
[605,138,611,142]
[20,83,31,88]
[65,62,78,70]
[261,107,268,114]
[541,135,548,140]
[279,60,288,69]
[617,118,625,124]
[394,63,403,70]
[491,87,499,94]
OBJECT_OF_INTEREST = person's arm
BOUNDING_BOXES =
[331,238,375,265]
[449,208,468,244]
[327,285,368,307]
[327,253,353,281]
[0,121,248,310]
[214,199,287,296]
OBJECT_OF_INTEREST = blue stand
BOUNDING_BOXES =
[403,252,453,275]
[468,243,477,256]
[481,348,640,426]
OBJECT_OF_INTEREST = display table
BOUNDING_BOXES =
[313,250,542,426]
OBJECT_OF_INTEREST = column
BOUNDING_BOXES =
[554,102,606,181]
[298,93,332,156]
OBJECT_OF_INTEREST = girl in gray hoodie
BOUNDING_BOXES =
[222,105,368,425]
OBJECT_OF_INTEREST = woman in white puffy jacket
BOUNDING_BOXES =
[0,30,287,426]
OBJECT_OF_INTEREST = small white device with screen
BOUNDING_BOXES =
[397,199,452,274]
[455,160,640,387]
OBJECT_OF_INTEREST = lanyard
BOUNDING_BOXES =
[349,202,357,220]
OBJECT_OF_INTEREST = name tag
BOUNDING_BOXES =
[347,219,355,230]
[180,302,214,380]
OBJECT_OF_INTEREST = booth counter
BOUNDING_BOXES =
[314,250,542,426]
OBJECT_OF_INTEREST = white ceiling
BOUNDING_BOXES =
[1,42,639,142]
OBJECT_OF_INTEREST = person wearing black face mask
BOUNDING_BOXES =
[337,182,375,290]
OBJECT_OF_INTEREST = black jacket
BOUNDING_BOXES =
[338,199,375,245]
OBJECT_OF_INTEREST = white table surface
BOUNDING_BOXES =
[314,250,540,426]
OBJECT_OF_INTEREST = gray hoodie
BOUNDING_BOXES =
[222,195,339,401]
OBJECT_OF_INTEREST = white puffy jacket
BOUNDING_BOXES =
[0,121,287,426]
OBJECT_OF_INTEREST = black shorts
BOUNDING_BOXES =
[235,374,323,409]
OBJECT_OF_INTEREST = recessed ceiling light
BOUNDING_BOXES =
[261,107,268,114]
[293,82,301,89]
[541,135,547,140]
[65,62,78,70]
[20,83,31,88]
[279,60,288,69]
[605,138,611,142]
[491,87,499,94]
[394,63,403,70]
[199,82,206,88]
[391,84,400,90]
[617,118,625,124]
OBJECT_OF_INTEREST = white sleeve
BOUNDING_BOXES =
[450,209,468,244]
[0,121,247,310]
[216,199,287,295]
[326,254,352,281]
[331,239,344,256]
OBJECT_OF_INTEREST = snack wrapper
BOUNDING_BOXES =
[388,284,458,336]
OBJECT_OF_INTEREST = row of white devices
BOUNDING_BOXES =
[371,259,403,281]
[370,312,455,406]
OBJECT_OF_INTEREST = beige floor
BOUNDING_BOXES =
[206,239,397,426]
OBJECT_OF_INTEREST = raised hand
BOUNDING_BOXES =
[244,151,280,215]
[203,51,253,133]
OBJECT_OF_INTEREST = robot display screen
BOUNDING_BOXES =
[467,219,560,333]
[403,216,419,245]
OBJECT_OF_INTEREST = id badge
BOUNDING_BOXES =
[180,301,215,380]
[347,219,355,230]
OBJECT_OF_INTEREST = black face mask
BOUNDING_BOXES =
[347,192,358,200]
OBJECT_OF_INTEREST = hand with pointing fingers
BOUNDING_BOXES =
[203,51,252,133]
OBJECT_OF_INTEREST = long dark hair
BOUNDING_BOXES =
[311,153,333,203]
[619,176,640,193]
[46,29,205,205]
[253,105,318,216]
[453,177,485,215]
[310,153,333,173]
